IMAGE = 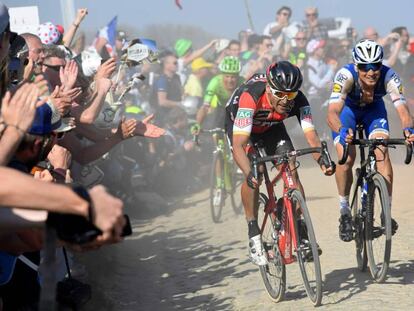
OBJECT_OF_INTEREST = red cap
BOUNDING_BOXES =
[56,24,64,35]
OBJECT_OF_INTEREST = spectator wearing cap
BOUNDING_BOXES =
[174,38,217,84]
[300,7,328,40]
[0,104,56,310]
[305,39,336,96]
[305,38,336,137]
[263,6,299,56]
[37,22,62,45]
[184,57,213,100]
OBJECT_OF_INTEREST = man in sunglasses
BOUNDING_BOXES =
[226,61,335,265]
[327,39,414,242]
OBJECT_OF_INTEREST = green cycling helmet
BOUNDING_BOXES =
[175,39,192,57]
[218,56,241,74]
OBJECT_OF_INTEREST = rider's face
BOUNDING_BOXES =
[357,66,381,87]
[223,74,239,92]
[266,85,294,114]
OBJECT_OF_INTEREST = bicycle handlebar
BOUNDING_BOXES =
[338,138,413,165]
[251,142,334,178]
[192,128,225,146]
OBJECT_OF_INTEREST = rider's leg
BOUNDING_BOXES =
[241,181,260,236]
[334,143,356,215]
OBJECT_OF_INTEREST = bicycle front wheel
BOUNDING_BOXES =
[258,193,286,302]
[351,168,367,271]
[291,190,323,306]
[229,162,243,215]
[365,173,391,283]
[209,151,225,223]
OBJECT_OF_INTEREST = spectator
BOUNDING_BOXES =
[263,6,298,56]
[226,40,241,58]
[174,38,217,84]
[287,31,308,68]
[305,38,336,138]
[151,52,182,125]
[301,7,328,40]
[184,57,213,100]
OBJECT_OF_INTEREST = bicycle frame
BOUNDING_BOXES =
[260,158,300,265]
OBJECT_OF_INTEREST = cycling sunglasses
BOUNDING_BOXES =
[357,62,382,72]
[269,87,298,100]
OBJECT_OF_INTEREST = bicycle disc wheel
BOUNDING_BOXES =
[229,162,243,215]
[258,193,286,302]
[210,151,225,223]
[351,168,367,271]
[291,190,323,306]
[365,173,391,283]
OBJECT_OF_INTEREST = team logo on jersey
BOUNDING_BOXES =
[300,106,313,123]
[234,108,253,128]
[333,83,342,93]
[335,73,348,83]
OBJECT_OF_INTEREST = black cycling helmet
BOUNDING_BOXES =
[266,61,303,92]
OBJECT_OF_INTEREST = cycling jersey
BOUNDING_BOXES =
[225,74,315,137]
[203,74,245,108]
[329,63,406,142]
[328,64,406,108]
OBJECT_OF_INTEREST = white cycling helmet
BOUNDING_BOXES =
[352,39,384,64]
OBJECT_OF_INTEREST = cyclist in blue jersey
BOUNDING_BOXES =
[327,39,414,242]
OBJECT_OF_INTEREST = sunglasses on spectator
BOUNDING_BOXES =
[357,62,382,72]
[43,63,64,72]
[269,87,298,100]
[295,37,306,41]
[280,12,290,16]
[306,13,317,17]
[266,44,274,48]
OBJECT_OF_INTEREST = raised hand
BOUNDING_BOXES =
[1,83,43,132]
[134,114,166,138]
[95,57,117,80]
[59,60,79,91]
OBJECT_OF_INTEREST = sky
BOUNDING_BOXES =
[4,0,414,40]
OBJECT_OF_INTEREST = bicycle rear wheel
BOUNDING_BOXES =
[351,168,367,271]
[365,173,391,283]
[209,151,225,223]
[229,162,243,215]
[291,190,323,306]
[258,193,286,302]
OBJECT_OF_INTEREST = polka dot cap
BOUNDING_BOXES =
[37,22,60,45]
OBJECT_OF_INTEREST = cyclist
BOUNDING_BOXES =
[326,39,414,242]
[194,56,245,132]
[226,61,334,265]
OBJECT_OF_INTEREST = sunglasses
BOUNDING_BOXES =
[357,62,382,72]
[280,12,290,16]
[43,63,64,72]
[295,37,306,41]
[306,13,317,17]
[266,44,274,48]
[269,87,298,100]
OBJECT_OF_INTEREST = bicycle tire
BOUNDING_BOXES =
[229,162,243,215]
[351,168,367,271]
[291,190,323,306]
[209,151,225,223]
[365,173,391,283]
[258,193,286,302]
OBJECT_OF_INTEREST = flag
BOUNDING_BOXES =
[96,16,117,56]
[175,0,183,9]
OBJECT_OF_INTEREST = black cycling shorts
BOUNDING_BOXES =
[226,119,294,156]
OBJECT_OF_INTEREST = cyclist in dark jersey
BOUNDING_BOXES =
[225,61,335,265]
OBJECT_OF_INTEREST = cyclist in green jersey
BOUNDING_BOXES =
[193,56,245,132]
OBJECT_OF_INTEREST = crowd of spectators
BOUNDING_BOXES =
[1,1,414,309]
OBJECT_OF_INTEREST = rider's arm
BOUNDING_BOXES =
[196,77,218,126]
[385,69,414,129]
[293,95,321,162]
[326,68,353,132]
[232,92,256,177]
